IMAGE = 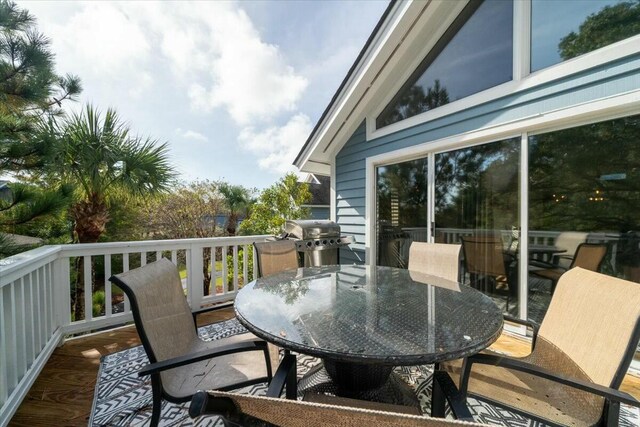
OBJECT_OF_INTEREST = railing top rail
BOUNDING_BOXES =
[58,235,272,251]
[0,245,61,287]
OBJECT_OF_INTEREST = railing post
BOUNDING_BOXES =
[53,256,70,342]
[188,244,204,310]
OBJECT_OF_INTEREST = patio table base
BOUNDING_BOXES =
[298,361,421,410]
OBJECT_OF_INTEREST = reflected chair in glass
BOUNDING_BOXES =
[109,258,274,427]
[408,241,462,282]
[530,242,607,294]
[550,231,589,268]
[254,240,300,278]
[191,354,484,426]
[434,267,640,426]
[460,235,517,311]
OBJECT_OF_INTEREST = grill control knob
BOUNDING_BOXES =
[306,241,312,247]
[315,240,320,246]
[322,240,327,245]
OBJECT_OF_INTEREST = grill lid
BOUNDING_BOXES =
[284,220,341,240]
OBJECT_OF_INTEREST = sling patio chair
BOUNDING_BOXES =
[530,242,607,294]
[460,235,517,311]
[109,258,275,427]
[190,353,484,427]
[254,240,299,278]
[434,267,640,426]
[408,241,462,282]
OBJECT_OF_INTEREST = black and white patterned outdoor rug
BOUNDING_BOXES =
[90,318,640,426]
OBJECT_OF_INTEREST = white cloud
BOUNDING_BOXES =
[123,2,308,125]
[40,2,150,75]
[238,114,313,174]
[175,128,209,143]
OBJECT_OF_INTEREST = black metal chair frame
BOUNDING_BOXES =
[190,352,298,422]
[432,315,640,426]
[109,273,275,427]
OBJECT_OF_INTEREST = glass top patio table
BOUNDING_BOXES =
[235,265,503,408]
[235,265,503,365]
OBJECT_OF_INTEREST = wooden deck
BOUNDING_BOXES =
[9,308,640,426]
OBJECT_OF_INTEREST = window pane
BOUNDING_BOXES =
[435,138,520,315]
[531,0,640,72]
[528,115,640,328]
[377,0,513,128]
[376,158,428,267]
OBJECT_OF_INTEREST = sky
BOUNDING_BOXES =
[20,0,389,189]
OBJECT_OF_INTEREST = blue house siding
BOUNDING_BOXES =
[335,52,640,264]
[307,206,330,220]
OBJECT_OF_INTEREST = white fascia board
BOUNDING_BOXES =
[296,0,420,172]
[299,160,331,175]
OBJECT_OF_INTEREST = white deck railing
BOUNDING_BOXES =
[0,234,270,426]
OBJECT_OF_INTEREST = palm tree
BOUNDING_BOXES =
[53,105,174,319]
[58,105,174,242]
[219,183,252,236]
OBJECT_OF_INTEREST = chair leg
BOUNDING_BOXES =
[431,371,446,417]
[150,374,163,427]
[285,350,298,400]
[604,400,620,426]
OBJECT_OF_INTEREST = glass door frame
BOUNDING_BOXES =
[365,135,529,324]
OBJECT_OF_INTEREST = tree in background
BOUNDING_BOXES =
[51,105,174,244]
[219,182,254,236]
[239,173,310,236]
[143,180,226,295]
[558,1,640,61]
[0,0,81,257]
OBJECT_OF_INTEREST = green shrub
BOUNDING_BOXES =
[92,290,106,317]
[226,247,254,291]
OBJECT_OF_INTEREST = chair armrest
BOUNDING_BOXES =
[139,339,267,377]
[266,353,297,399]
[459,353,640,408]
[528,259,562,269]
[191,302,235,323]
[503,315,539,350]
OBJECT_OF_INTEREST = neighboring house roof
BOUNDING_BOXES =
[303,174,330,206]
[294,1,466,174]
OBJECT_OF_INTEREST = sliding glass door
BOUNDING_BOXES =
[376,158,429,268]
[375,137,521,315]
[434,138,521,315]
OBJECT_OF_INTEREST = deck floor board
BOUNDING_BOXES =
[9,308,640,426]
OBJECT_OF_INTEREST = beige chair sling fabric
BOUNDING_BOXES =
[408,242,461,282]
[254,240,299,277]
[202,390,485,427]
[112,258,268,399]
[443,267,640,426]
[460,235,507,279]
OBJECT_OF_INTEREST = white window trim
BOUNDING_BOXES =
[364,89,640,268]
[366,0,640,142]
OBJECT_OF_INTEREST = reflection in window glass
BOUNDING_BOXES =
[531,0,640,72]
[435,138,520,315]
[376,158,428,268]
[376,0,513,128]
[528,115,640,325]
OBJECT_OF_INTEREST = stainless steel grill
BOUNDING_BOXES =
[283,220,354,267]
